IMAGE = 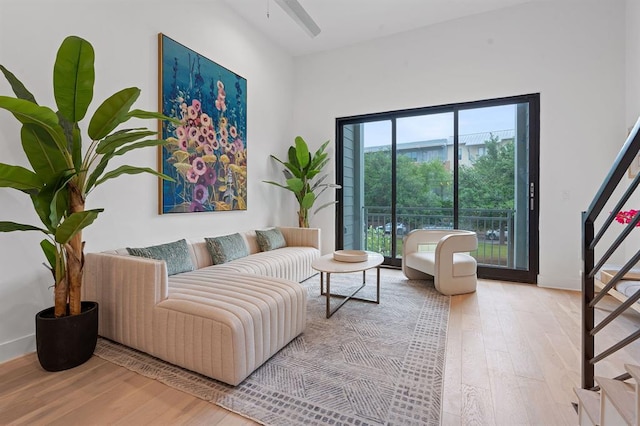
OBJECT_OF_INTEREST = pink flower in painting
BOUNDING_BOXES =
[217,80,224,91]
[206,131,216,145]
[186,168,199,183]
[188,106,198,120]
[220,127,228,140]
[196,132,207,146]
[201,114,211,128]
[233,138,244,151]
[211,138,220,151]
[176,126,187,141]
[188,127,199,140]
[203,167,217,186]
[179,139,188,151]
[215,97,226,112]
[189,201,204,212]
[192,157,207,175]
[192,99,201,112]
[229,126,237,138]
[193,184,209,204]
[203,144,214,155]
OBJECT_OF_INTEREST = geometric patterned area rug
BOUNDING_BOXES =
[94,268,449,426]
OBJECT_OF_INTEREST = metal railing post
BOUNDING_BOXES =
[582,211,595,389]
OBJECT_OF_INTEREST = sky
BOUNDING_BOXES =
[363,104,516,147]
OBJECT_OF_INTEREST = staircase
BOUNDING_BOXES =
[574,364,640,425]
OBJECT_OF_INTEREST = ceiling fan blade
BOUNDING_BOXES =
[274,0,321,38]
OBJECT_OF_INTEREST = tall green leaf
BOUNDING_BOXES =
[126,109,180,125]
[286,177,304,193]
[88,87,140,140]
[54,36,95,123]
[55,209,103,244]
[0,65,37,103]
[93,165,173,188]
[21,124,68,182]
[294,136,310,169]
[0,221,47,233]
[0,163,42,193]
[0,97,69,155]
[313,200,338,214]
[29,175,69,232]
[40,239,57,272]
[96,130,157,154]
[301,192,315,209]
[84,151,115,193]
[287,146,300,170]
[114,139,167,156]
[262,180,295,192]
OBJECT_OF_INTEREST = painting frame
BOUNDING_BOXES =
[157,33,247,214]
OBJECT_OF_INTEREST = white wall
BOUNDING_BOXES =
[627,0,640,127]
[0,0,296,362]
[293,0,627,290]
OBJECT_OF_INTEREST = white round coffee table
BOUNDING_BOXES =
[311,251,384,318]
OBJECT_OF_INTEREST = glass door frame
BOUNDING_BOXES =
[335,93,540,284]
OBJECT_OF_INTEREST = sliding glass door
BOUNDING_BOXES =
[336,94,539,283]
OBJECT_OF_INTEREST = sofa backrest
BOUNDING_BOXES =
[103,227,306,271]
[189,230,261,270]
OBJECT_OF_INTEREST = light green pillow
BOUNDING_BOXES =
[205,233,248,265]
[255,228,287,252]
[126,239,194,276]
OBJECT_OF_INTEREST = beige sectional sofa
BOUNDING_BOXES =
[83,227,320,385]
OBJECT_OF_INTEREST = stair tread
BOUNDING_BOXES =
[574,387,601,425]
[595,376,636,425]
[625,364,640,382]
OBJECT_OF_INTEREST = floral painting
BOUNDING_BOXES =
[158,34,247,213]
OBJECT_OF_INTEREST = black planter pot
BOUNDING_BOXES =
[35,301,99,372]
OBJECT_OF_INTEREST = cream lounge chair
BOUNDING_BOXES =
[402,229,478,295]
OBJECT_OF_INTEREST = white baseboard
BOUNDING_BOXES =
[0,334,35,363]
[537,274,581,291]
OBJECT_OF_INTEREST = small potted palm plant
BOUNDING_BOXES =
[0,36,175,371]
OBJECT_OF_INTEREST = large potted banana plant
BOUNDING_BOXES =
[0,36,174,371]
[264,136,340,228]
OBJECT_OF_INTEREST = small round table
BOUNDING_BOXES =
[311,251,384,318]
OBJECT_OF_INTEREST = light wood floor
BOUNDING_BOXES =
[1,273,639,425]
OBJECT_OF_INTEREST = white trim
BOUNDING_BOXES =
[0,334,35,363]
[537,274,581,291]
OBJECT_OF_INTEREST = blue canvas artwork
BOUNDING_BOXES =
[159,33,247,214]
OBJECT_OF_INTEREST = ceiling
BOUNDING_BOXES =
[221,0,535,57]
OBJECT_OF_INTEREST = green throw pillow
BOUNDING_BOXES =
[255,228,287,252]
[205,233,248,265]
[126,239,194,276]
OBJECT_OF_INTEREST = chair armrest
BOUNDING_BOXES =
[435,231,478,277]
[403,229,455,255]
[83,252,169,352]
[436,232,478,256]
[278,226,321,251]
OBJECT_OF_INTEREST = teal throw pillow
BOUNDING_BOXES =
[205,233,248,265]
[255,228,287,252]
[126,239,194,276]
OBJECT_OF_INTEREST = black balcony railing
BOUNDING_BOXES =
[362,206,514,267]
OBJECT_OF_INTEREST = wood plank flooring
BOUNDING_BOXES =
[1,272,638,425]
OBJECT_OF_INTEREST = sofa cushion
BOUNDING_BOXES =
[255,228,287,252]
[126,239,194,275]
[205,233,249,264]
[405,252,476,277]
